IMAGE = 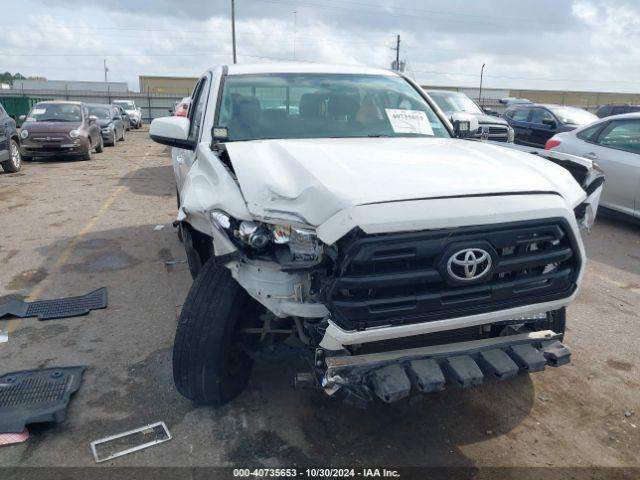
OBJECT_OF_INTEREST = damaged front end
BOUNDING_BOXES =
[495,143,605,231]
[318,328,570,406]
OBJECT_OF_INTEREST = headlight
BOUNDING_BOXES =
[210,211,323,262]
[507,127,515,143]
[20,129,29,139]
[69,130,80,138]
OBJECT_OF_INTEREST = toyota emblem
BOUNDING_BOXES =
[446,248,492,282]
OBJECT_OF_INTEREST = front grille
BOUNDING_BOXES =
[326,219,580,330]
[472,125,509,142]
[488,126,508,135]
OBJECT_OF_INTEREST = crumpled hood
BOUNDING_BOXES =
[225,137,585,226]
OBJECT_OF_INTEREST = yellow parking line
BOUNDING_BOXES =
[2,185,126,337]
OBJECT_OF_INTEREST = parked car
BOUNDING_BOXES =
[427,90,514,142]
[595,104,640,118]
[503,103,598,148]
[174,97,190,117]
[88,104,125,146]
[0,102,21,172]
[545,112,640,221]
[19,101,103,161]
[112,100,142,129]
[149,63,603,406]
[500,98,532,107]
[114,105,131,131]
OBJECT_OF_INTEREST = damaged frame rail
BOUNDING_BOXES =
[318,330,571,404]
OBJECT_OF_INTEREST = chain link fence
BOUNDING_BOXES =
[0,88,190,123]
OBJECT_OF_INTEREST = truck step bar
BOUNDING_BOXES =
[321,331,570,405]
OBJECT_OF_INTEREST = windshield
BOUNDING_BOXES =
[217,73,450,141]
[114,101,135,111]
[428,91,483,115]
[548,106,598,125]
[88,106,111,120]
[27,103,82,122]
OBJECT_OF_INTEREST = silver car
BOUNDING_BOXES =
[546,112,640,221]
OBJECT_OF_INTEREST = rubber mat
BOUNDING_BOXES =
[0,288,107,320]
[0,367,85,433]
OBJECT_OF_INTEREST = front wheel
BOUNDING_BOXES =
[1,139,22,173]
[173,259,259,404]
[95,135,104,153]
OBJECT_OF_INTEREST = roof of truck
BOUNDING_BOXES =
[224,62,398,76]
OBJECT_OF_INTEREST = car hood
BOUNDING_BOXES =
[445,111,509,126]
[97,119,112,127]
[22,121,82,134]
[225,137,586,226]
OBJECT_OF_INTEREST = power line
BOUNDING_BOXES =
[258,0,565,28]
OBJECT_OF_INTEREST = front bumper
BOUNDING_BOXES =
[21,138,89,157]
[320,330,570,404]
[101,129,116,142]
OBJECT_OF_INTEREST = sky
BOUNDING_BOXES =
[2,0,639,93]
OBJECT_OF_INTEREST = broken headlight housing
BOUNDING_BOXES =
[210,211,323,264]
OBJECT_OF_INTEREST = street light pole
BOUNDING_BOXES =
[479,63,486,108]
[293,10,297,60]
[231,0,237,64]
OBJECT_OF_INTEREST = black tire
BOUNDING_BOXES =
[82,147,92,161]
[173,259,258,404]
[1,139,22,173]
[95,135,104,153]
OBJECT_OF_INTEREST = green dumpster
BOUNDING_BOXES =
[0,96,53,126]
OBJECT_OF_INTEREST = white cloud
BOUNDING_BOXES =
[1,0,639,93]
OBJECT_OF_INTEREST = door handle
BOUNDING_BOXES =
[583,152,598,160]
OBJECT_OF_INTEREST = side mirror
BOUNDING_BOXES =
[88,115,98,123]
[542,119,557,128]
[149,116,196,150]
[451,113,479,139]
[19,115,26,122]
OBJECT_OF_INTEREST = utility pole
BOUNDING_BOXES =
[393,34,401,71]
[479,63,486,108]
[231,0,237,64]
[103,59,109,84]
[293,10,297,60]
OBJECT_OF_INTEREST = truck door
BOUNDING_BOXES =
[173,74,211,193]
[529,108,558,148]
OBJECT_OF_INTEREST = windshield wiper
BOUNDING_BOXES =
[38,118,73,122]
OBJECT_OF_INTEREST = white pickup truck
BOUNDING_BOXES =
[150,63,604,406]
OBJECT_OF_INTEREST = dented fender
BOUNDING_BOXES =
[176,144,252,255]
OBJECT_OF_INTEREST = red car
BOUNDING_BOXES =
[174,97,191,117]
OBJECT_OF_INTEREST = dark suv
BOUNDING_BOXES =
[0,102,21,173]
[503,103,598,148]
[596,104,640,118]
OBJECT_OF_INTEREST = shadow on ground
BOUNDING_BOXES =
[118,165,174,197]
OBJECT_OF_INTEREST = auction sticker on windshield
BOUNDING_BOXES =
[385,109,433,135]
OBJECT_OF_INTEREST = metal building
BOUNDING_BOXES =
[12,79,129,93]
[139,76,197,95]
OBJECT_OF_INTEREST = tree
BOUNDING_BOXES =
[0,72,26,85]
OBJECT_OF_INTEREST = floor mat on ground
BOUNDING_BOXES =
[0,288,107,320]
[0,367,85,433]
